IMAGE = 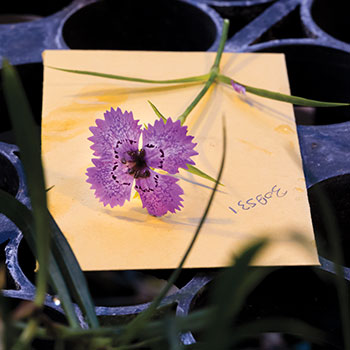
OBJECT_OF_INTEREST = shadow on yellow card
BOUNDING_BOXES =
[42,50,319,270]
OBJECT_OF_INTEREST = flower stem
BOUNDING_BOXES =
[177,74,216,125]
[177,19,230,125]
[217,73,349,107]
[212,19,229,70]
[48,66,209,85]
[119,119,227,346]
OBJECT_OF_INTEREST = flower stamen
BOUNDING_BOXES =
[87,108,198,216]
[126,149,150,179]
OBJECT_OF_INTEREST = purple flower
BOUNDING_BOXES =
[231,80,246,95]
[86,107,198,216]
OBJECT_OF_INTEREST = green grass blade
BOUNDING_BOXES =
[209,241,268,317]
[49,214,99,328]
[223,265,272,321]
[147,100,223,185]
[48,260,81,329]
[148,100,167,122]
[45,185,55,192]
[47,66,208,85]
[0,190,80,328]
[185,164,223,186]
[1,59,50,307]
[11,309,209,341]
[164,319,184,350]
[312,188,350,350]
[1,59,98,329]
[119,118,227,346]
[201,240,269,350]
[217,74,349,107]
[0,190,33,239]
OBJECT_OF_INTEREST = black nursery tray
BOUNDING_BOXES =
[1,1,350,348]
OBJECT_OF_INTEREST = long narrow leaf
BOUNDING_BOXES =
[2,60,99,329]
[1,59,50,306]
[209,241,268,317]
[119,118,227,346]
[185,164,223,186]
[11,308,211,343]
[217,74,349,107]
[47,258,81,329]
[148,100,222,185]
[148,100,167,122]
[312,188,350,349]
[201,240,268,350]
[11,308,212,341]
[0,190,79,328]
[165,318,184,350]
[49,215,99,328]
[47,66,208,85]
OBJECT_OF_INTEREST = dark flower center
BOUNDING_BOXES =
[123,149,150,179]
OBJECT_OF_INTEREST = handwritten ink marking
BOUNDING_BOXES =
[238,200,250,210]
[272,185,288,198]
[246,198,256,208]
[228,185,288,215]
[229,206,238,214]
[264,191,273,199]
[256,194,267,205]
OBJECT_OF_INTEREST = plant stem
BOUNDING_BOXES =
[177,19,229,125]
[315,191,350,350]
[13,319,38,350]
[13,308,214,341]
[177,73,216,125]
[48,66,209,85]
[34,211,50,308]
[119,119,227,346]
[217,73,349,107]
[212,19,229,70]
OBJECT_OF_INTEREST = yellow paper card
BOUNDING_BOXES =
[42,50,319,270]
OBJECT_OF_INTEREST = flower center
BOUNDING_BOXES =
[123,149,150,179]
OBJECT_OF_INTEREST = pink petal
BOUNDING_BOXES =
[86,157,133,207]
[231,81,246,95]
[135,170,184,216]
[88,107,141,158]
[142,118,198,174]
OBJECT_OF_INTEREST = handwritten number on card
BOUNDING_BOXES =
[238,200,250,210]
[273,185,288,198]
[246,198,256,208]
[229,185,288,215]
[256,194,267,205]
